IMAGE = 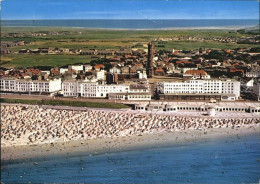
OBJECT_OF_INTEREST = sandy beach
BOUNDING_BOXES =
[1,104,259,162]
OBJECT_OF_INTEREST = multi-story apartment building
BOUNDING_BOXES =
[0,78,62,94]
[62,80,151,100]
[221,79,240,99]
[96,83,129,97]
[157,79,240,100]
[62,80,129,98]
[62,81,97,97]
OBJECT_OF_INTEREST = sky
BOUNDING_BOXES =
[1,0,259,20]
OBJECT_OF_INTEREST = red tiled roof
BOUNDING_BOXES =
[225,50,231,53]
[26,68,41,75]
[230,69,244,75]
[185,70,208,76]
[176,60,191,64]
[94,64,105,70]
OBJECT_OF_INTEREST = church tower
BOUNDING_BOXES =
[146,42,154,78]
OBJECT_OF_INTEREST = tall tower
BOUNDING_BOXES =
[146,42,154,78]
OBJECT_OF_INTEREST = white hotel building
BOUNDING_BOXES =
[62,80,151,100]
[157,79,240,100]
[0,78,62,94]
[62,80,129,98]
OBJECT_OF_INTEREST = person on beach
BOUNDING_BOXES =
[1,105,259,146]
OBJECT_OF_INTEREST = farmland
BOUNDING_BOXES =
[1,26,259,68]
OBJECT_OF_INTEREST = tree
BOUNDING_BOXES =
[204,50,223,60]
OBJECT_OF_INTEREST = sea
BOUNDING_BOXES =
[1,133,260,183]
[1,19,259,29]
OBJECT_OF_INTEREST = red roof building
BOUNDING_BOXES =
[94,64,105,71]
[184,70,210,79]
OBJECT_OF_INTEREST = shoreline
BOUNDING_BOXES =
[1,103,259,162]
[1,25,258,31]
[2,125,259,163]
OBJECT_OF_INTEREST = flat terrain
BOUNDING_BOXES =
[0,98,129,109]
[1,54,92,68]
[1,27,259,68]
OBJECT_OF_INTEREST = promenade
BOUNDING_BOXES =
[2,104,259,148]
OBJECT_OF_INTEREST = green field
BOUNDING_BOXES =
[1,54,92,68]
[1,27,259,68]
[0,98,129,109]
[160,40,255,50]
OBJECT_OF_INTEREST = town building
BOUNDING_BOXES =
[84,65,93,72]
[62,80,97,97]
[80,49,97,55]
[97,50,114,56]
[246,67,260,78]
[59,68,69,75]
[62,79,151,100]
[62,81,129,98]
[108,93,152,101]
[183,70,211,80]
[68,65,84,73]
[133,101,260,114]
[157,79,240,101]
[0,77,61,95]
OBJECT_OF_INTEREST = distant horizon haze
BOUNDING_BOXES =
[1,19,259,29]
[1,0,259,20]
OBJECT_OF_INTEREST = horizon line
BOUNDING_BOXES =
[2,18,259,21]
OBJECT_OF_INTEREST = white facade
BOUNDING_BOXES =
[0,78,61,93]
[62,81,79,97]
[84,65,93,72]
[96,70,105,81]
[96,84,129,97]
[109,67,121,74]
[62,80,129,98]
[108,93,151,101]
[70,65,84,72]
[137,71,147,79]
[62,81,97,97]
[59,68,68,74]
[221,80,240,99]
[128,93,151,100]
[183,73,211,79]
[134,101,260,113]
[83,70,105,83]
[158,79,240,99]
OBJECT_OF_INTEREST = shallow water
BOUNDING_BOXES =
[1,19,258,29]
[1,133,260,183]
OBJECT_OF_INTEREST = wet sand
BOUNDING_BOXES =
[2,126,259,162]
